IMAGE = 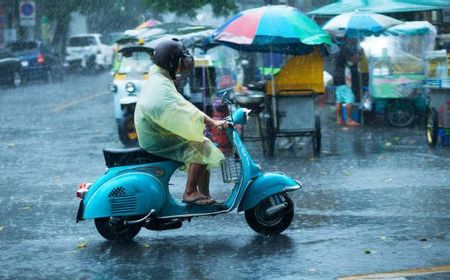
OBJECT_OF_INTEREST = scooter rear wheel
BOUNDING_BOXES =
[244,193,294,235]
[94,217,142,241]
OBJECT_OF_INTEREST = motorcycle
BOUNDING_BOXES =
[76,107,302,240]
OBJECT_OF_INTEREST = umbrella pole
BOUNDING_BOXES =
[270,46,277,129]
[357,36,364,125]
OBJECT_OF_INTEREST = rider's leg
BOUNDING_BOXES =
[183,163,214,204]
[198,169,211,197]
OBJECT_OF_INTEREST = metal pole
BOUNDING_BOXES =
[270,45,277,128]
[357,35,364,125]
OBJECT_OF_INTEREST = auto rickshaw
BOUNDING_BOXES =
[109,41,153,146]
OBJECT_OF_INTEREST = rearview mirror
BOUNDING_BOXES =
[220,89,233,105]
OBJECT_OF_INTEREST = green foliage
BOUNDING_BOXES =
[36,0,77,23]
[35,0,237,48]
[142,0,238,17]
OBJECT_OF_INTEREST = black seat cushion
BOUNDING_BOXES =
[103,147,169,168]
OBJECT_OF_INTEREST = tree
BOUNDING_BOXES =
[36,0,78,52]
[36,0,238,53]
[142,0,238,18]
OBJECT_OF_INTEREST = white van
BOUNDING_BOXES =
[65,33,113,71]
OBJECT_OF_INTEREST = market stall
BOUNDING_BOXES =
[211,5,331,157]
[361,21,437,126]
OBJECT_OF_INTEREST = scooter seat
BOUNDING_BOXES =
[103,147,169,168]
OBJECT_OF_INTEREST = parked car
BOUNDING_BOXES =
[6,41,64,82]
[65,33,114,72]
[0,48,23,87]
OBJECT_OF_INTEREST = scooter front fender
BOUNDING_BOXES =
[238,173,301,212]
[82,172,165,219]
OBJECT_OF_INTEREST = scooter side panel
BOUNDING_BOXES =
[83,172,166,219]
[237,173,301,212]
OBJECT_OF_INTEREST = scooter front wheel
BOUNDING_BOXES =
[244,193,294,235]
[94,217,142,241]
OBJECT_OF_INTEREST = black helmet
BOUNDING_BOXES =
[153,38,194,79]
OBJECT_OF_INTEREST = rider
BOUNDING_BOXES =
[134,38,227,206]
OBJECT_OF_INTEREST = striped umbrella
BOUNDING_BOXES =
[213,5,331,55]
[323,11,402,37]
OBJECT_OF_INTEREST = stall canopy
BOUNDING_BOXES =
[385,21,437,36]
[308,0,447,15]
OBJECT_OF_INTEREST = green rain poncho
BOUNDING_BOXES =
[134,65,225,170]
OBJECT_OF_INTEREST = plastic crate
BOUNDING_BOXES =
[221,156,242,183]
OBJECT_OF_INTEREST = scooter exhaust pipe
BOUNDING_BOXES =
[124,209,156,225]
[265,202,288,217]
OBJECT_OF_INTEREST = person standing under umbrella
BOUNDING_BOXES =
[333,39,360,127]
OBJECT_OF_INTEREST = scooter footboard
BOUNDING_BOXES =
[238,173,301,212]
[82,173,165,219]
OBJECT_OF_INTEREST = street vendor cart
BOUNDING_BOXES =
[210,5,331,157]
[262,49,324,157]
[362,21,437,127]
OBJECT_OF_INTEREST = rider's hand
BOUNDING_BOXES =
[214,120,228,131]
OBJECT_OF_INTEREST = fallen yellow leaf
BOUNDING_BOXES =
[77,242,88,249]
[344,172,352,176]
[20,206,32,210]
[143,243,151,248]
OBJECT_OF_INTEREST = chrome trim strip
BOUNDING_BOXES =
[158,179,254,219]
[282,184,301,192]
[294,179,303,188]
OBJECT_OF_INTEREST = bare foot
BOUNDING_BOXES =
[346,120,360,127]
[182,192,215,205]
[336,119,343,125]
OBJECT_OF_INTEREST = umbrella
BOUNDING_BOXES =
[213,5,331,55]
[322,11,402,38]
[211,5,331,128]
[308,0,441,16]
[135,19,161,30]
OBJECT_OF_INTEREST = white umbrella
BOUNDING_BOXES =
[323,11,402,38]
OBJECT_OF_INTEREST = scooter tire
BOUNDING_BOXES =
[244,193,294,235]
[94,217,142,241]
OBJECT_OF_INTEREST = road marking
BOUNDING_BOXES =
[53,91,110,113]
[338,264,450,280]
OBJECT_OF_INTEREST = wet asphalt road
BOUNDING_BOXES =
[0,73,450,280]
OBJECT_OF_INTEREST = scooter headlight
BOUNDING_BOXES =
[125,82,136,93]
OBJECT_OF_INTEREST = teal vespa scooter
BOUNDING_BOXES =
[76,108,302,240]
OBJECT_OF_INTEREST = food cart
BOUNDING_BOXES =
[234,49,324,157]
[361,21,436,127]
